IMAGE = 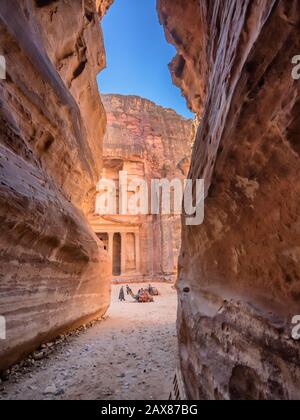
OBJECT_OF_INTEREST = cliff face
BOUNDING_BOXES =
[158,0,300,399]
[0,0,111,370]
[90,94,193,280]
[102,94,193,178]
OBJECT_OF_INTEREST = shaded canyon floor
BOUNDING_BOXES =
[0,284,177,400]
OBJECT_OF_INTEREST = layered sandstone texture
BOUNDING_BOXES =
[0,0,111,370]
[90,94,193,279]
[158,0,300,400]
[102,94,192,179]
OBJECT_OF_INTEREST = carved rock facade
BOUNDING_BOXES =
[90,94,193,282]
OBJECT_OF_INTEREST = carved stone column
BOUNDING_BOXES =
[108,232,114,264]
[135,231,140,274]
[121,232,127,276]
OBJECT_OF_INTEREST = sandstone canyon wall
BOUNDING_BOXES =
[90,94,193,281]
[158,0,300,399]
[0,0,111,370]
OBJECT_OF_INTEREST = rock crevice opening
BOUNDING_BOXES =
[1,0,300,401]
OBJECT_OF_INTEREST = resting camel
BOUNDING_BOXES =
[126,286,154,303]
[148,284,160,296]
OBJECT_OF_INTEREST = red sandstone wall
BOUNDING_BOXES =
[0,0,111,370]
[158,0,300,399]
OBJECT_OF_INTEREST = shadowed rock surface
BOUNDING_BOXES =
[0,0,111,370]
[158,0,300,400]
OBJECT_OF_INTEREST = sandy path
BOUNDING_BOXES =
[0,283,178,400]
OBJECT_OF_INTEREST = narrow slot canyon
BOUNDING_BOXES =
[0,0,300,402]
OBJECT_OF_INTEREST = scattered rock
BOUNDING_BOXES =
[43,384,57,395]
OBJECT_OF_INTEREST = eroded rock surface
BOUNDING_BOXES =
[102,94,193,179]
[0,0,111,370]
[158,0,300,399]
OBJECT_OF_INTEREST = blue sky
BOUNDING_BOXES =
[97,0,194,119]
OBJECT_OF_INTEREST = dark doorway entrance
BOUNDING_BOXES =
[97,233,108,251]
[113,233,121,276]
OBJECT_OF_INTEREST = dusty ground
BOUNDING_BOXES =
[0,283,178,400]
